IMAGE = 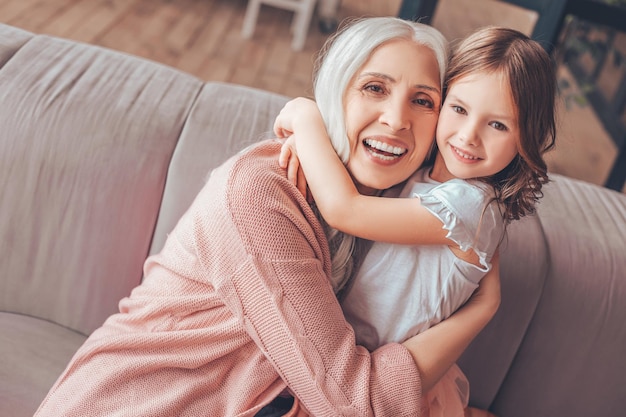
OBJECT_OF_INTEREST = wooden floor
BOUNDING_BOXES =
[0,0,388,98]
[1,0,622,192]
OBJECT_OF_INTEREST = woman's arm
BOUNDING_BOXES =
[274,97,448,245]
[221,146,425,415]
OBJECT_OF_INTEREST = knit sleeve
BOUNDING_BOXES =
[206,142,423,416]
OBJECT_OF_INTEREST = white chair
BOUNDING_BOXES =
[242,0,318,51]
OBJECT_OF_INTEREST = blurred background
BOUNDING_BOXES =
[1,0,624,192]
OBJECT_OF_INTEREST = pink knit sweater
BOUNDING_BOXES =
[35,140,423,416]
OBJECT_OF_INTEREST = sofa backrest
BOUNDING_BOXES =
[0,24,201,335]
[0,24,291,337]
[148,82,290,256]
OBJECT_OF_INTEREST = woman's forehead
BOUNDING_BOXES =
[354,40,442,92]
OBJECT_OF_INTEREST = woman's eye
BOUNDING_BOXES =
[413,98,434,109]
[364,84,384,94]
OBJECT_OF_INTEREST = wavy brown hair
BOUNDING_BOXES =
[444,26,557,223]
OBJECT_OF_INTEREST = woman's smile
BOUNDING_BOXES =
[363,137,408,162]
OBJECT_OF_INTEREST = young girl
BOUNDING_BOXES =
[276,26,557,417]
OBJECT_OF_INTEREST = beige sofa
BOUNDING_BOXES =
[1,23,625,417]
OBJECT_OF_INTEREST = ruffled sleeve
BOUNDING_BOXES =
[415,178,504,269]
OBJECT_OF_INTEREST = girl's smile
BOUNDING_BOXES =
[449,144,481,163]
[432,71,520,182]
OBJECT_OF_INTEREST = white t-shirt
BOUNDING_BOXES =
[342,167,505,350]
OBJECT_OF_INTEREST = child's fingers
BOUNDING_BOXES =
[279,141,292,169]
[275,127,292,139]
[287,154,300,186]
[273,114,293,139]
[273,116,283,137]
[296,166,307,198]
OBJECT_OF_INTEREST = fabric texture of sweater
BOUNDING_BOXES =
[35,140,423,417]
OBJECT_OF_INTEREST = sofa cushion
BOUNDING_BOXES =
[0,312,86,417]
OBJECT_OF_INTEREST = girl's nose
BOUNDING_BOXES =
[458,122,480,146]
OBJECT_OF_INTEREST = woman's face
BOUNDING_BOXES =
[343,39,442,195]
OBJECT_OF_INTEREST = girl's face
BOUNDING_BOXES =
[343,39,442,195]
[433,71,520,182]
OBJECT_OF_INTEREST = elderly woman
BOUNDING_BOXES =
[35,17,500,417]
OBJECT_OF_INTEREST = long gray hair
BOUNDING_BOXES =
[312,17,448,292]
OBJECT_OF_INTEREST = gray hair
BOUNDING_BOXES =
[314,17,448,163]
[312,17,449,292]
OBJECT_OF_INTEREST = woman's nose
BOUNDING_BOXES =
[379,99,410,132]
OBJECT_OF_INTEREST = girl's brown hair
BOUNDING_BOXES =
[445,26,557,222]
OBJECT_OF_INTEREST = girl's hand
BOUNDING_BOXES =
[273,97,321,140]
[279,136,308,198]
[274,97,321,200]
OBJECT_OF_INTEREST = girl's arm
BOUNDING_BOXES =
[274,97,448,245]
[403,250,501,391]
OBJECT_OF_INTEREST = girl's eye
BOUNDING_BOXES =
[490,121,508,131]
[413,98,434,109]
[452,105,466,115]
